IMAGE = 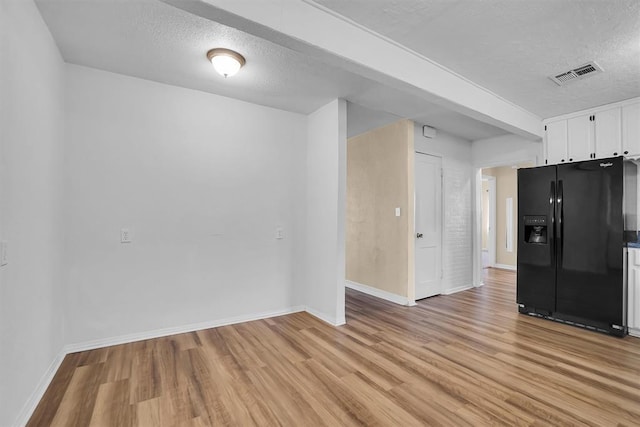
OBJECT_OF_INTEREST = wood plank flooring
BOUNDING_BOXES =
[28,269,640,426]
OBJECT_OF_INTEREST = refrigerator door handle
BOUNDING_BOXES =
[557,180,563,269]
[549,181,555,263]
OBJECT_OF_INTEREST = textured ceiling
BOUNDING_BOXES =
[35,0,508,140]
[35,0,376,114]
[313,0,640,118]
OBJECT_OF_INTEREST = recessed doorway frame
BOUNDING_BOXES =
[482,175,497,269]
[472,154,539,287]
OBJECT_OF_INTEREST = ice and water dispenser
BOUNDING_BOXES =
[523,215,547,244]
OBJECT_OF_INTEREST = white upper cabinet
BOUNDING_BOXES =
[594,108,622,158]
[545,120,567,164]
[567,114,594,162]
[622,102,640,157]
[543,97,639,165]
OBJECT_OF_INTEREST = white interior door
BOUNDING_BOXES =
[415,153,442,300]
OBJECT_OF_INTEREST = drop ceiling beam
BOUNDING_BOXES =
[166,0,543,140]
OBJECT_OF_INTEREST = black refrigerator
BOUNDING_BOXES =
[517,156,637,336]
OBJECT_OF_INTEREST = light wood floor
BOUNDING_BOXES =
[29,269,640,426]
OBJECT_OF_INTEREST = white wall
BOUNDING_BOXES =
[303,99,347,325]
[472,134,542,168]
[414,124,474,293]
[63,65,307,345]
[0,0,66,425]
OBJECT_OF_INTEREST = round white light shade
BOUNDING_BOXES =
[206,48,246,78]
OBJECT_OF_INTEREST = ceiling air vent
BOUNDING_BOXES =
[549,62,603,86]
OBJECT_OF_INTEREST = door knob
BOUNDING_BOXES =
[416,233,423,239]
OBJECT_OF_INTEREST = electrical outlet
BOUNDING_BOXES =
[0,241,7,266]
[121,228,131,243]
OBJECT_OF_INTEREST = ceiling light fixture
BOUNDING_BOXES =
[206,48,246,78]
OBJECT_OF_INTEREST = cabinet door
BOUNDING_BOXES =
[545,120,568,164]
[622,102,640,157]
[594,108,622,158]
[567,114,593,162]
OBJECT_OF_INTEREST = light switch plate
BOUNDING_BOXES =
[121,229,131,243]
[1,241,7,266]
[395,207,401,217]
[275,227,284,240]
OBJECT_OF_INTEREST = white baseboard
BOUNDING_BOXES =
[442,284,474,295]
[64,306,306,354]
[345,280,415,306]
[15,304,346,425]
[17,305,307,425]
[304,306,345,326]
[494,263,517,271]
[14,350,66,427]
[630,327,640,338]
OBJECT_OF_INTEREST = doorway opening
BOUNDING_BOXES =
[478,162,534,275]
[481,175,496,269]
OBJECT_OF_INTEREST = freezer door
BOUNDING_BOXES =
[517,165,557,313]
[556,157,624,326]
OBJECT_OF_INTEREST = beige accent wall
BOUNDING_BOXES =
[483,162,533,267]
[347,120,414,297]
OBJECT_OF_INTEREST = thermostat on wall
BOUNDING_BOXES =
[422,125,437,139]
